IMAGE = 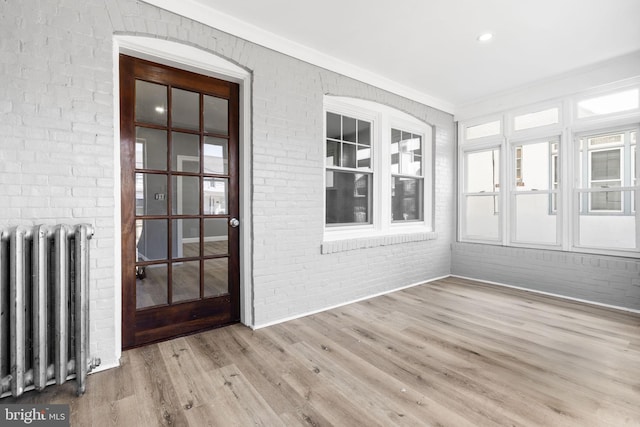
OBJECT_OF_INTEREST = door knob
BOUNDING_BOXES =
[229,218,240,228]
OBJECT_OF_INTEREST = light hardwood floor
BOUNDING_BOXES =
[6,277,640,426]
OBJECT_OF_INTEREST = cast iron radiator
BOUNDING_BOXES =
[0,224,100,398]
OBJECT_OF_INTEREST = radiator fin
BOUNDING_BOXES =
[0,224,99,398]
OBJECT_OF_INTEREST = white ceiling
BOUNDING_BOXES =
[147,0,640,113]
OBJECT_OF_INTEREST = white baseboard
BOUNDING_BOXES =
[450,274,640,315]
[251,274,451,330]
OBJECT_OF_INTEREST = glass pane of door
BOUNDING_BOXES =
[136,264,168,309]
[204,137,228,174]
[204,258,228,297]
[204,218,228,256]
[171,88,199,130]
[172,132,200,172]
[135,81,167,125]
[173,218,200,258]
[136,127,167,170]
[172,260,201,302]
[204,95,228,135]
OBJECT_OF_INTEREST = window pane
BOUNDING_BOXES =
[391,131,400,174]
[342,143,356,168]
[578,191,636,249]
[203,178,228,215]
[513,193,557,244]
[588,133,623,147]
[464,195,499,239]
[173,218,200,259]
[516,141,555,191]
[343,116,357,142]
[357,144,371,169]
[136,219,168,261]
[465,149,500,193]
[204,137,228,174]
[204,258,229,297]
[326,171,371,224]
[466,120,500,140]
[514,108,559,131]
[203,95,228,135]
[136,173,167,216]
[577,89,639,118]
[326,112,341,140]
[400,137,422,175]
[172,132,200,172]
[326,140,341,167]
[172,175,200,215]
[590,185,622,211]
[171,88,199,130]
[136,127,167,171]
[172,260,200,303]
[391,177,423,221]
[591,150,621,181]
[357,120,371,146]
[204,218,228,256]
[136,264,168,309]
[392,129,422,176]
[135,80,167,126]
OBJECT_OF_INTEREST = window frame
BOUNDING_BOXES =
[324,109,375,227]
[459,82,640,258]
[459,139,503,243]
[572,126,640,253]
[508,136,562,248]
[323,96,433,241]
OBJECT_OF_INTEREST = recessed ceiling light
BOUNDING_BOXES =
[477,33,494,42]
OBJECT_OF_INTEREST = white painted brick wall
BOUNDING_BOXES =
[451,243,640,311]
[2,0,455,367]
[1,0,118,367]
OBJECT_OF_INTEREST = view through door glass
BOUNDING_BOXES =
[120,55,240,348]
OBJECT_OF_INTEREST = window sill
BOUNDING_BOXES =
[321,230,437,254]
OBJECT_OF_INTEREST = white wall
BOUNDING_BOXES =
[452,242,640,311]
[0,0,456,368]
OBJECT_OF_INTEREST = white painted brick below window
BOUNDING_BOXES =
[451,242,640,311]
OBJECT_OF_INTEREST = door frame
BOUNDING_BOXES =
[113,36,253,353]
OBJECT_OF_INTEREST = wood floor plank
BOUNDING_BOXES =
[4,277,639,426]
[127,345,191,427]
[157,337,224,411]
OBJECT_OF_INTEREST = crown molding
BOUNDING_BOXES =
[142,0,455,114]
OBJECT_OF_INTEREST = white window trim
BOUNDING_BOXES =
[459,81,640,258]
[507,136,562,248]
[323,96,433,242]
[458,139,503,244]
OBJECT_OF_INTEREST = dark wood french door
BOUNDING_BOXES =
[120,55,240,349]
